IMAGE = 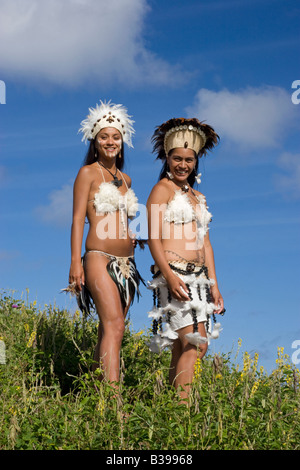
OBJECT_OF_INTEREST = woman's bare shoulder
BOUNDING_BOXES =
[192,187,206,198]
[76,163,97,180]
[73,164,98,191]
[120,171,132,188]
[147,178,173,204]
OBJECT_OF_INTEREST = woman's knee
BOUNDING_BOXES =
[198,342,208,357]
[182,342,207,362]
[102,316,125,341]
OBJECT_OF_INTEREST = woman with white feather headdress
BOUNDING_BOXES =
[146,117,225,402]
[66,100,144,387]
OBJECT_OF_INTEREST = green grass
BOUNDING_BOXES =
[0,291,299,450]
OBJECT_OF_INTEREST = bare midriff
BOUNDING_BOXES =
[161,221,205,265]
[85,204,134,257]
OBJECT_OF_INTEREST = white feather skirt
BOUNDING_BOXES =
[147,262,222,352]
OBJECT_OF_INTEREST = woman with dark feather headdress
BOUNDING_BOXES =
[66,100,144,387]
[146,117,225,402]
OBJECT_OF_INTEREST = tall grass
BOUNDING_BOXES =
[0,291,299,450]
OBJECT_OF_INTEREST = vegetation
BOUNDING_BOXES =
[0,291,299,450]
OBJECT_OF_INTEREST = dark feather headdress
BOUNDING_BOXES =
[152,117,219,160]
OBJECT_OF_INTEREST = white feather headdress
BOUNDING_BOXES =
[79,100,135,148]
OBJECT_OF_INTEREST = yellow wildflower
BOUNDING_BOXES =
[243,351,251,372]
[9,406,17,416]
[250,380,260,398]
[135,330,144,337]
[96,398,105,417]
[240,351,251,381]
[252,352,259,373]
[276,347,285,366]
[193,356,202,380]
[26,331,36,348]
[235,338,242,359]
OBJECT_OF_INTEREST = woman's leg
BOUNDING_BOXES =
[84,253,130,384]
[169,338,182,386]
[170,321,208,401]
[93,303,130,378]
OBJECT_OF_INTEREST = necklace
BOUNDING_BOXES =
[173,181,189,193]
[171,180,199,205]
[98,162,122,187]
[181,184,189,193]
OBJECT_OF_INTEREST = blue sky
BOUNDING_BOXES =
[1,0,299,372]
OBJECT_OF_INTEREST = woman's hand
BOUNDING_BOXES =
[166,272,190,301]
[129,229,138,249]
[211,285,225,314]
[69,261,85,292]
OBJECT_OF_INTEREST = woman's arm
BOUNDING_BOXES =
[203,231,224,314]
[147,183,190,301]
[69,166,92,291]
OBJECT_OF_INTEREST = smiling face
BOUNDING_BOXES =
[167,147,196,183]
[95,127,123,160]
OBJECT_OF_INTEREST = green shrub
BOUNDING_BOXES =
[0,291,299,450]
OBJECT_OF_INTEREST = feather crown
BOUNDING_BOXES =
[79,100,135,148]
[152,117,219,159]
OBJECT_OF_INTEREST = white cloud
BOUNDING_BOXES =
[186,86,297,150]
[35,183,73,227]
[0,0,183,87]
[274,152,300,199]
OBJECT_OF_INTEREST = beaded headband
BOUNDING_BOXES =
[152,117,219,159]
[79,100,135,148]
[164,124,207,156]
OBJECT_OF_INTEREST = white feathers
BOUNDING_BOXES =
[185,332,208,346]
[210,322,223,339]
[164,191,212,240]
[147,306,162,320]
[147,270,222,353]
[147,334,173,353]
[195,173,202,184]
[161,323,179,340]
[94,182,119,214]
[164,191,194,224]
[126,188,139,218]
[93,182,138,217]
[79,100,135,148]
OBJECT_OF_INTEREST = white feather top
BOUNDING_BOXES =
[93,182,138,218]
[164,190,212,238]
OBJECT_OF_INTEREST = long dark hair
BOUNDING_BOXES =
[82,139,125,170]
[158,150,199,188]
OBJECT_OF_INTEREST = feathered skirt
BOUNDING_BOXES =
[77,250,145,315]
[147,261,222,353]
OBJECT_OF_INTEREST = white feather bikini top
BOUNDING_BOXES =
[91,171,138,218]
[164,190,212,238]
